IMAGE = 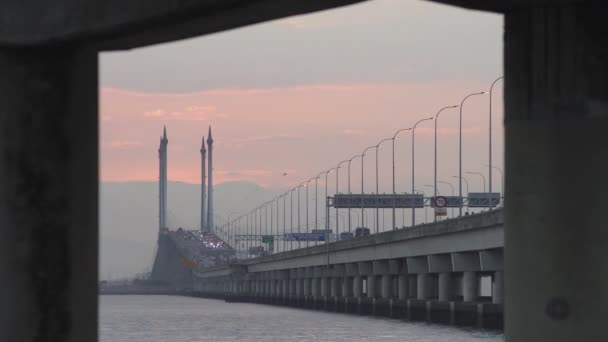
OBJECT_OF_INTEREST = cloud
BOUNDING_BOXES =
[143,109,165,117]
[342,129,367,136]
[103,140,144,150]
[233,134,302,144]
[142,105,225,121]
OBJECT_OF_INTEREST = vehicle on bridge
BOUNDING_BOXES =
[355,227,370,238]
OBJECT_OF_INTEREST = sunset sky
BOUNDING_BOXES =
[100,0,503,193]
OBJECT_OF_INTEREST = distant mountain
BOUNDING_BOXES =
[100,180,280,279]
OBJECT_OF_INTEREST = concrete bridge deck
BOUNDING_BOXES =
[192,209,504,329]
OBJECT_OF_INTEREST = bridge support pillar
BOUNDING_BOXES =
[320,277,329,297]
[303,278,311,297]
[311,278,320,298]
[342,276,352,298]
[330,277,339,298]
[492,271,503,304]
[289,279,296,299]
[282,279,288,300]
[398,275,408,300]
[353,276,362,298]
[381,274,392,299]
[417,274,430,300]
[438,273,451,302]
[296,278,303,298]
[367,276,377,299]
[462,271,477,302]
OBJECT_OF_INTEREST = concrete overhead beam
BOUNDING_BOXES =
[388,259,402,274]
[426,0,589,13]
[345,263,359,276]
[480,249,503,271]
[373,260,389,275]
[296,268,306,279]
[452,252,481,272]
[332,264,346,277]
[358,261,373,276]
[407,256,429,274]
[428,254,453,273]
[0,0,367,49]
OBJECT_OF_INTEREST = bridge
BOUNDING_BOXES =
[1,0,607,341]
[193,209,503,329]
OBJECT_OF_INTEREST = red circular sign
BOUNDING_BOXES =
[434,196,447,208]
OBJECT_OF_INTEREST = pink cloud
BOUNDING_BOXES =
[100,79,503,189]
[342,129,368,136]
[103,140,144,150]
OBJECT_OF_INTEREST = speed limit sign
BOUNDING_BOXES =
[434,196,447,208]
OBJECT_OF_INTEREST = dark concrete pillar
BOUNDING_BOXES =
[398,275,408,300]
[438,272,451,302]
[417,274,430,300]
[505,3,608,341]
[381,274,392,299]
[492,271,503,304]
[462,271,477,302]
[0,46,98,342]
[353,276,362,298]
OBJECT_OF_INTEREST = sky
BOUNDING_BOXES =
[100,0,504,194]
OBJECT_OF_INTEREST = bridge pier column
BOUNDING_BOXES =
[438,273,451,302]
[289,278,296,299]
[311,277,320,298]
[320,277,329,297]
[367,276,377,299]
[417,273,430,300]
[342,276,352,298]
[330,277,339,298]
[492,271,503,304]
[296,278,303,298]
[353,276,362,298]
[381,274,392,299]
[257,279,263,297]
[398,275,408,300]
[303,278,311,297]
[462,271,477,302]
[282,279,289,301]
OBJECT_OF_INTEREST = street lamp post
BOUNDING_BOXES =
[433,106,459,222]
[489,76,503,211]
[324,168,336,243]
[337,160,350,239]
[305,178,313,247]
[376,138,392,233]
[290,188,294,251]
[391,128,412,230]
[412,117,434,227]
[347,155,362,233]
[362,145,376,232]
[282,194,286,252]
[459,91,486,216]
